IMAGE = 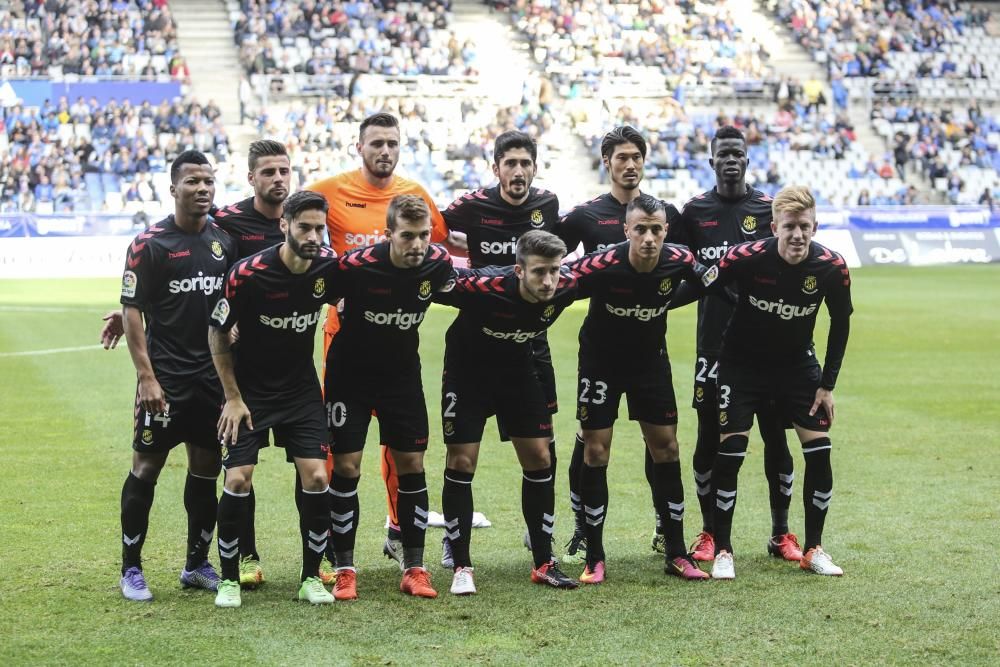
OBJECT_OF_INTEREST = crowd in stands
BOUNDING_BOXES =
[505,0,774,96]
[233,1,476,78]
[772,0,991,77]
[872,99,1000,204]
[1,96,231,213]
[256,92,552,204]
[1,0,997,213]
[1,0,187,79]
[571,95,954,206]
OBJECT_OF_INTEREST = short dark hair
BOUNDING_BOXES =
[493,130,537,164]
[386,194,429,231]
[625,194,665,218]
[247,139,288,171]
[711,125,746,155]
[601,126,647,160]
[359,112,399,141]
[282,190,329,221]
[169,150,210,184]
[515,230,566,265]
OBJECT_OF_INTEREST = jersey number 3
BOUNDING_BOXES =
[579,378,608,405]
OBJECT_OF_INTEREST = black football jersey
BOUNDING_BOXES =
[442,185,560,268]
[210,245,338,400]
[708,238,853,389]
[212,196,284,258]
[558,192,681,254]
[434,265,577,368]
[668,186,775,356]
[327,242,454,374]
[569,242,704,363]
[120,215,238,395]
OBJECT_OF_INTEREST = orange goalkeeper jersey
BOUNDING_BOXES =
[307,169,447,335]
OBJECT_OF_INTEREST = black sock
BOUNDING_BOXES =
[711,435,748,554]
[548,437,558,481]
[299,486,331,581]
[759,410,793,536]
[397,472,428,569]
[120,472,155,574]
[183,472,217,570]
[802,437,833,551]
[323,484,336,563]
[654,461,687,558]
[239,485,259,560]
[329,473,360,568]
[580,463,608,566]
[693,407,719,533]
[294,472,304,515]
[522,467,555,568]
[442,468,474,568]
[217,487,249,582]
[300,473,334,563]
[568,434,585,533]
[644,445,663,534]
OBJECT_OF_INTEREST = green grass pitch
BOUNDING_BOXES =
[1,265,998,665]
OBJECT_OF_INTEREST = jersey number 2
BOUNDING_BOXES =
[696,357,719,383]
[579,378,608,405]
[443,392,458,418]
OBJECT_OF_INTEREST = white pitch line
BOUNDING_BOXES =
[0,344,105,358]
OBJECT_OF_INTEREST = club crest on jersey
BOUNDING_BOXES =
[141,429,154,445]
[719,410,729,426]
[443,421,455,437]
[577,406,588,421]
[418,280,433,301]
[211,298,230,325]
[541,304,556,322]
[121,271,137,298]
[658,278,673,296]
[701,264,719,286]
[695,387,704,403]
[530,209,544,228]
[313,278,326,299]
[742,216,758,233]
[211,240,224,258]
[802,275,818,295]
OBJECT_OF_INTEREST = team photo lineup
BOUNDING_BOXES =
[6,1,1000,662]
[107,111,853,608]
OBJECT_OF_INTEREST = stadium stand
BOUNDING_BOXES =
[231,0,475,89]
[568,96,902,206]
[257,91,552,205]
[505,0,776,100]
[1,0,996,214]
[871,100,1000,204]
[0,0,235,212]
[1,96,233,213]
[2,0,182,78]
[769,0,1000,102]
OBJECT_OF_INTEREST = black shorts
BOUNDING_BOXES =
[131,379,222,453]
[576,352,678,430]
[530,335,559,414]
[442,362,553,445]
[326,371,429,454]
[496,336,558,442]
[691,352,720,411]
[222,389,329,468]
[717,359,830,435]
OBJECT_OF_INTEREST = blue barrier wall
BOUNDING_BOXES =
[3,79,183,107]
